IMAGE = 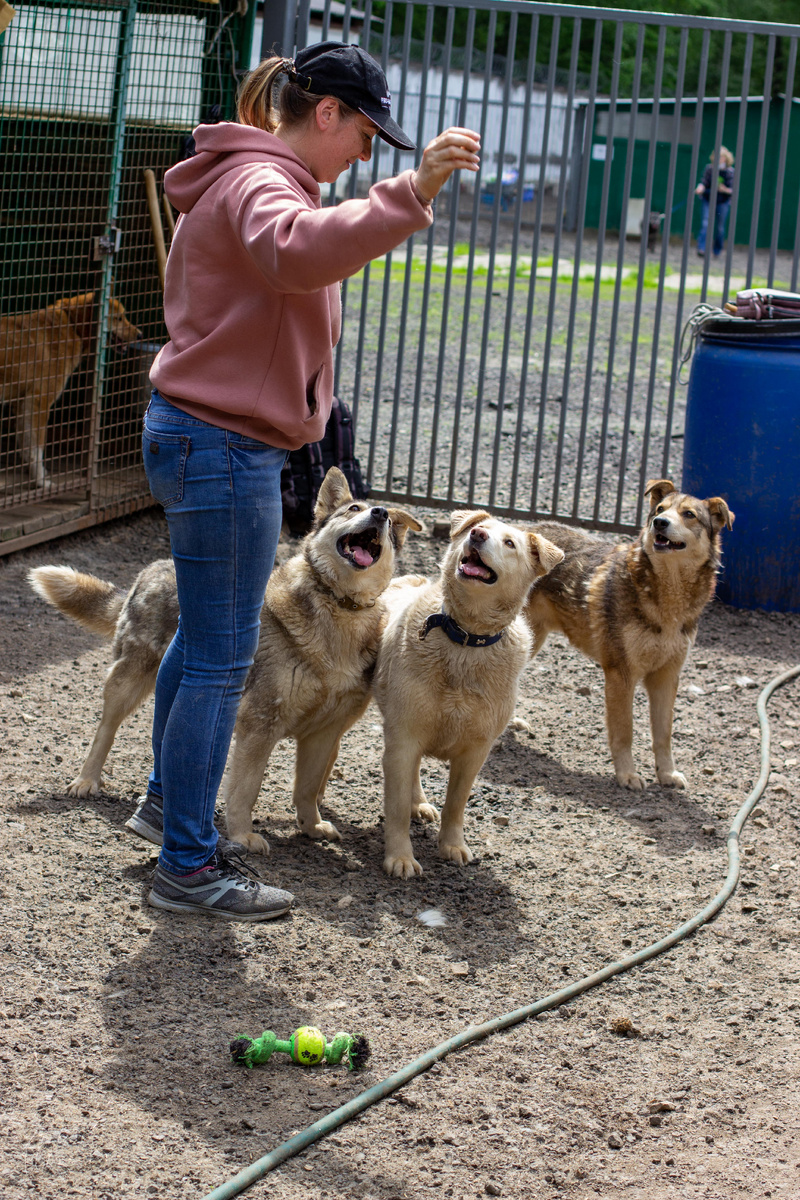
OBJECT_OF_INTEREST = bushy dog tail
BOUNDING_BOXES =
[28,566,124,639]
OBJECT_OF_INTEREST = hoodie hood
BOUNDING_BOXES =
[164,122,320,214]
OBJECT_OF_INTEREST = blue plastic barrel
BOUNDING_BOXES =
[682,316,800,612]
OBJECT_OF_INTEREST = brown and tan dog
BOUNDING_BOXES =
[0,292,141,487]
[29,469,422,854]
[224,469,422,852]
[523,479,735,791]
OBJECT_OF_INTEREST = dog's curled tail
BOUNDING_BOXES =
[28,566,124,639]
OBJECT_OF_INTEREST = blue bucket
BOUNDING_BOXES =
[682,316,800,612]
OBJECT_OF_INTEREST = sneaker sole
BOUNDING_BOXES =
[147,889,292,921]
[124,814,164,846]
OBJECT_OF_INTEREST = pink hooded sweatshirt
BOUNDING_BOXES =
[150,122,434,449]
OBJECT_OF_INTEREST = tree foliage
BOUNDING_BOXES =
[372,0,800,96]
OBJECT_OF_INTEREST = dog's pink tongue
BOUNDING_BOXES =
[352,546,374,567]
[462,561,490,579]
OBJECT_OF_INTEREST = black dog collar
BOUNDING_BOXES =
[419,608,504,648]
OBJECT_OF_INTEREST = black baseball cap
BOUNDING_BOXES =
[291,41,416,152]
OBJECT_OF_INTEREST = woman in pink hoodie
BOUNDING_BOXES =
[126,42,480,921]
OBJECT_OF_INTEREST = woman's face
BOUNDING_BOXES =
[312,106,379,183]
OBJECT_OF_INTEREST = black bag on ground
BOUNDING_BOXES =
[281,396,369,535]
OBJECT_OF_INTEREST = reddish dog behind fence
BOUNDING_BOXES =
[0,293,141,488]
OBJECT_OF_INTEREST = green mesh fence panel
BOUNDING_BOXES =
[0,0,254,551]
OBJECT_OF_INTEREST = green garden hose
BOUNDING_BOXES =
[201,662,800,1200]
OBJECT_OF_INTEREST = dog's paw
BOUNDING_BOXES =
[616,770,645,791]
[438,840,474,865]
[507,716,532,735]
[66,776,100,798]
[412,801,438,824]
[298,818,341,841]
[383,853,423,879]
[228,830,271,855]
[658,769,687,790]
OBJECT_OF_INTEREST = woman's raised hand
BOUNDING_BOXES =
[412,127,481,204]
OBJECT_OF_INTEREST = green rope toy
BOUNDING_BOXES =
[230,1026,371,1072]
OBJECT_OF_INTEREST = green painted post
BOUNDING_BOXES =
[89,0,138,500]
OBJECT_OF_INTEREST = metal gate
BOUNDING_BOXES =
[3,1,800,551]
[0,0,253,553]
[290,1,800,533]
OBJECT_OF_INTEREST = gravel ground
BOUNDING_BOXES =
[2,500,800,1200]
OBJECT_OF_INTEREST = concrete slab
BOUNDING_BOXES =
[666,273,747,292]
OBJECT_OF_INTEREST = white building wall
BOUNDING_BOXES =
[6,6,571,175]
[250,21,572,191]
[4,5,204,125]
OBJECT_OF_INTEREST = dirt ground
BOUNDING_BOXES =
[2,503,800,1200]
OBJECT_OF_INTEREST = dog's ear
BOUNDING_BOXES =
[644,479,676,508]
[529,532,564,576]
[706,496,735,532]
[387,508,424,548]
[314,467,353,518]
[449,509,491,540]
[52,293,97,342]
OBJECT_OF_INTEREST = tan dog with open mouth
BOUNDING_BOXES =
[522,479,735,791]
[29,470,421,845]
[223,468,422,851]
[373,510,564,878]
[1,292,141,487]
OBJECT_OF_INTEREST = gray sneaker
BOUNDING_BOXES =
[124,792,164,845]
[148,844,293,922]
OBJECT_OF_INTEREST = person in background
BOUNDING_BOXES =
[125,41,480,922]
[695,146,735,257]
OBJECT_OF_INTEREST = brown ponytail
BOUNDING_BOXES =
[237,55,358,133]
[236,57,290,131]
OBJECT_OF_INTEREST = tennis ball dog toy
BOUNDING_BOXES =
[230,1026,371,1071]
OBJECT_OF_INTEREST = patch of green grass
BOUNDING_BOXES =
[352,250,558,283]
[351,253,777,304]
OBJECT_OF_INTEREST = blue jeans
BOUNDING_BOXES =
[142,391,286,874]
[697,198,731,256]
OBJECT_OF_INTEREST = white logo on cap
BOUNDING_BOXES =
[381,94,391,109]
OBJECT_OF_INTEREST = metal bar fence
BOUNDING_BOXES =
[294,0,800,535]
[768,37,797,289]
[3,0,800,554]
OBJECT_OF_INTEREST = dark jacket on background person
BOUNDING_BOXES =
[699,163,734,205]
